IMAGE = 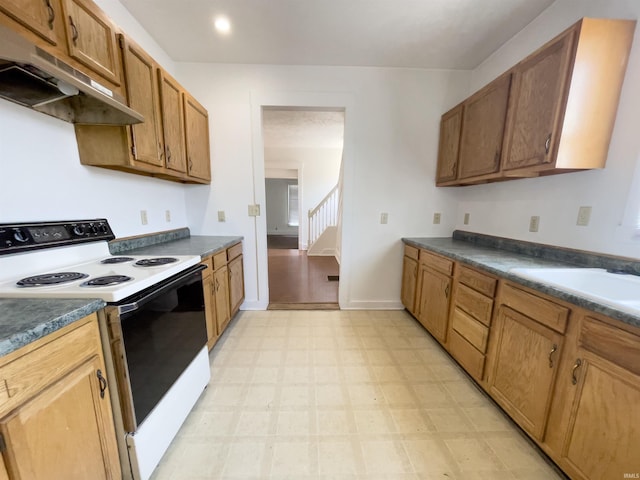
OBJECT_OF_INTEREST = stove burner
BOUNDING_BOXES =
[135,257,178,267]
[81,275,133,287]
[17,272,89,287]
[101,257,135,264]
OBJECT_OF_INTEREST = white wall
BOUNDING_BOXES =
[0,1,188,238]
[179,63,470,309]
[455,0,640,259]
[265,146,342,247]
[265,179,298,236]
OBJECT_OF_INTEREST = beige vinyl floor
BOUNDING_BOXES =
[150,310,564,480]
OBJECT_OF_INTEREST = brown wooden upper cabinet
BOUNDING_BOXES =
[0,0,60,45]
[159,69,187,174]
[75,32,211,184]
[436,18,636,186]
[183,92,211,182]
[60,0,121,85]
[435,104,463,184]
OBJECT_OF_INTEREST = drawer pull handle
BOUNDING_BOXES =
[69,16,78,45]
[96,369,107,399]
[571,358,583,385]
[544,133,552,154]
[548,343,558,368]
[45,0,55,28]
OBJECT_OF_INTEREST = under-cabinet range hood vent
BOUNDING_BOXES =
[0,24,143,125]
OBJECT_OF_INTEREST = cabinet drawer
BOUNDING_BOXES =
[404,244,419,261]
[449,329,485,380]
[451,307,489,353]
[458,266,497,297]
[213,250,227,270]
[501,283,568,334]
[0,316,99,416]
[455,284,494,326]
[419,250,453,275]
[579,317,640,376]
[227,242,243,261]
[201,257,213,278]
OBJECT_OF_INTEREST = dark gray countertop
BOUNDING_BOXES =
[403,236,640,329]
[0,298,105,358]
[112,235,243,259]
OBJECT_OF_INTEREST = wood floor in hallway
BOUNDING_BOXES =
[268,249,339,308]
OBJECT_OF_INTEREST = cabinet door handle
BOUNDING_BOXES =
[544,133,552,154]
[45,0,55,29]
[571,358,583,385]
[444,284,450,298]
[158,142,164,159]
[166,145,172,163]
[68,16,78,45]
[189,157,193,171]
[548,343,558,368]
[215,277,219,291]
[96,369,107,399]
[494,150,500,166]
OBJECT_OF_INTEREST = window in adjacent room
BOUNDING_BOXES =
[288,184,299,226]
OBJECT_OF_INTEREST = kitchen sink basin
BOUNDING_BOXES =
[509,267,640,315]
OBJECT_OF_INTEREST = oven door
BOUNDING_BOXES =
[106,264,208,432]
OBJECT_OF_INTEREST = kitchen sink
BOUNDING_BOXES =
[509,267,640,315]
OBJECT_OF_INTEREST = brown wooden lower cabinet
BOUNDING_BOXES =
[401,244,640,479]
[401,246,419,315]
[0,314,120,479]
[201,241,244,350]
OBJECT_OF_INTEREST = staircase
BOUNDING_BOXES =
[307,184,339,256]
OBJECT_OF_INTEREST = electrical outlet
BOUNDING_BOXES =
[248,204,261,217]
[218,210,226,222]
[529,215,540,232]
[140,210,148,225]
[165,210,171,222]
[380,212,388,224]
[463,213,470,225]
[577,206,591,226]
[433,213,441,225]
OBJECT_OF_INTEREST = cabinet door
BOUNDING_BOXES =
[214,266,230,335]
[183,92,211,181]
[502,30,575,170]
[0,0,58,44]
[417,266,452,344]
[0,356,119,479]
[202,274,219,350]
[435,105,462,184]
[558,349,640,480]
[488,306,563,440]
[159,70,187,174]
[120,35,164,168]
[401,255,418,314]
[60,0,121,85]
[228,255,244,316]
[458,74,511,179]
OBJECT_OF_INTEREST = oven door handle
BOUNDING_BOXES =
[116,264,207,316]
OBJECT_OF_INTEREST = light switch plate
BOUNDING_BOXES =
[218,210,226,222]
[463,213,470,225]
[140,210,148,225]
[248,204,261,217]
[165,210,171,222]
[380,212,388,224]
[433,213,441,224]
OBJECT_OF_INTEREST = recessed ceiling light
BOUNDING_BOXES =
[214,16,231,35]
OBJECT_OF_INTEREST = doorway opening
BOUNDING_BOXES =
[262,107,344,309]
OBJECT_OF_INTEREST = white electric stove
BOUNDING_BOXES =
[0,219,210,480]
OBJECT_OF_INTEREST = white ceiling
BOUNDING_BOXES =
[262,109,345,149]
[119,0,555,69]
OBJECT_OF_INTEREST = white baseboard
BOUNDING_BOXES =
[341,300,405,310]
[239,300,269,310]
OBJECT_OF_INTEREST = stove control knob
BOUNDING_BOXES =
[97,223,108,234]
[90,224,99,234]
[73,225,86,236]
[13,229,28,243]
